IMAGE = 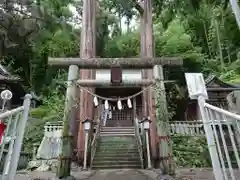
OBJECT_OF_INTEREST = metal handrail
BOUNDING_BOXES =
[205,102,240,120]
[0,108,24,163]
[134,117,144,169]
[90,119,101,168]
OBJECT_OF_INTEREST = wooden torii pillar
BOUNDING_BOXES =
[141,0,156,169]
[140,0,171,172]
[78,0,96,165]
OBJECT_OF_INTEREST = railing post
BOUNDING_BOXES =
[2,113,20,177]
[90,119,100,168]
[7,94,32,180]
[134,118,144,169]
[185,73,224,180]
[197,95,224,180]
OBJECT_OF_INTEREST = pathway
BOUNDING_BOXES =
[89,169,156,180]
[2,169,157,180]
[3,168,236,180]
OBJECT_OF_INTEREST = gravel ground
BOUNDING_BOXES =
[0,170,95,180]
[1,168,240,180]
[175,168,240,180]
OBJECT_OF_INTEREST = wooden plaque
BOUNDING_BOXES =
[111,66,122,84]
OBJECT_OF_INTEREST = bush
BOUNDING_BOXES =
[23,90,64,153]
[172,135,212,168]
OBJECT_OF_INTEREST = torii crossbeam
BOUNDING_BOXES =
[48,57,182,87]
[48,57,182,69]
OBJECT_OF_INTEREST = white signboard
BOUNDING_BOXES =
[185,73,208,100]
[96,69,142,81]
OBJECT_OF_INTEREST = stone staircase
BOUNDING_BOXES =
[91,126,142,169]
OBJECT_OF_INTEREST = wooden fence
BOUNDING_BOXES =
[170,121,205,136]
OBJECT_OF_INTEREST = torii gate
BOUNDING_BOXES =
[48,58,182,175]
[48,0,183,178]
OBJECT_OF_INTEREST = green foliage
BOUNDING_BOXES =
[104,31,140,57]
[157,19,193,55]
[154,18,203,70]
[23,82,65,152]
[0,0,79,94]
[172,135,212,168]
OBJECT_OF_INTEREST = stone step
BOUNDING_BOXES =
[96,149,138,154]
[101,129,135,131]
[99,144,137,148]
[96,142,137,149]
[98,144,138,151]
[97,137,138,152]
[100,133,135,136]
[96,151,138,155]
[101,129,134,132]
[100,131,134,134]
[95,150,139,155]
[98,146,137,151]
[101,126,134,129]
[100,136,135,141]
[92,132,141,170]
[99,144,136,148]
[98,148,137,152]
[101,126,134,130]
[91,164,141,169]
[99,141,136,145]
[95,151,139,156]
[92,160,141,166]
[98,141,136,145]
[93,156,140,161]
